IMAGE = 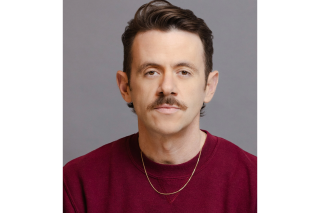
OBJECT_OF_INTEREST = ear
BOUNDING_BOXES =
[204,70,219,103]
[116,71,132,103]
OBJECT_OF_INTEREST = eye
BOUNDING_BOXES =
[145,70,159,76]
[179,70,191,76]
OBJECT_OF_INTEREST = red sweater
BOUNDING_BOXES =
[64,130,257,212]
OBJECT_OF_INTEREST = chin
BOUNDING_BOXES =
[149,120,186,136]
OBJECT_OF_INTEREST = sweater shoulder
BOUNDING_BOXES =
[215,136,257,170]
[63,134,133,178]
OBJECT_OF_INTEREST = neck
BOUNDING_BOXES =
[138,118,207,165]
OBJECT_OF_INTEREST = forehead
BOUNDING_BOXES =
[131,29,205,71]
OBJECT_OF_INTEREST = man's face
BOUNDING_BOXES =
[128,29,210,135]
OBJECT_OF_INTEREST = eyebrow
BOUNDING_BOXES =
[136,62,199,74]
[174,62,199,73]
[137,63,161,74]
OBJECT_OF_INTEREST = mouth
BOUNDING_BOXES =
[154,104,180,114]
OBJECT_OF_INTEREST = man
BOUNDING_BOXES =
[63,0,257,212]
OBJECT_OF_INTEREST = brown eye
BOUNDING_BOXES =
[180,70,190,75]
[145,71,159,76]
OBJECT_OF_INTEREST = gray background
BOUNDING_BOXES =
[64,0,257,165]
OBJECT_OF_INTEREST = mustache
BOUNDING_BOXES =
[146,95,188,111]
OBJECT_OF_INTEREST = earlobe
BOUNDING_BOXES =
[204,70,219,103]
[116,71,132,103]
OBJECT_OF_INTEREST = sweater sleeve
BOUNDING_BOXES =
[63,181,77,213]
[254,198,258,213]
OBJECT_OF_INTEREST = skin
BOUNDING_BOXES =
[117,29,219,164]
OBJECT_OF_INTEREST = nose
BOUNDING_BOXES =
[158,71,177,96]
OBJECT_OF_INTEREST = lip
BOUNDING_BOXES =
[154,104,180,114]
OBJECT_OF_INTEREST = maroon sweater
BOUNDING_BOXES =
[64,130,257,212]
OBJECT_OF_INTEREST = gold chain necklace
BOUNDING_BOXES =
[140,147,202,195]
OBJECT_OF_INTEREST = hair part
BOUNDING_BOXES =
[122,0,213,117]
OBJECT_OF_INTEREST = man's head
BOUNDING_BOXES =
[116,0,218,135]
[122,0,214,86]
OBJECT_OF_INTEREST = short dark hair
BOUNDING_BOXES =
[121,0,214,117]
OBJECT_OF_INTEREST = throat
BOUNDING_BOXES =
[162,160,174,165]
[138,130,207,165]
[142,147,185,165]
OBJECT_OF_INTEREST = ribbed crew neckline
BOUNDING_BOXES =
[127,129,218,179]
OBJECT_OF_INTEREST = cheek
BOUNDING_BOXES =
[131,82,155,111]
[184,85,206,113]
